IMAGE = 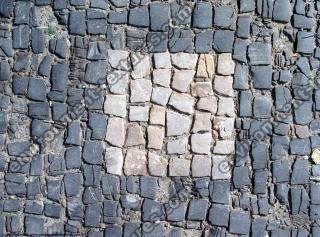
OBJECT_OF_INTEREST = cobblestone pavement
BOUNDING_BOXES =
[0,0,320,236]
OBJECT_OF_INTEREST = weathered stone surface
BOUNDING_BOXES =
[172,70,195,93]
[169,158,190,176]
[147,126,164,150]
[192,155,211,177]
[166,110,191,136]
[217,53,235,75]
[104,95,127,117]
[214,76,233,96]
[125,123,145,147]
[168,92,194,114]
[124,149,148,176]
[197,96,218,113]
[130,79,152,102]
[152,69,171,88]
[191,133,212,155]
[171,53,198,70]
[106,117,125,147]
[148,152,168,177]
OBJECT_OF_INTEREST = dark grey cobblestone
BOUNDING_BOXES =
[0,0,318,236]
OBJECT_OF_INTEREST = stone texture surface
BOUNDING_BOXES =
[0,1,317,236]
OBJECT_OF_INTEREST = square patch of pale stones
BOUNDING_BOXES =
[104,51,235,179]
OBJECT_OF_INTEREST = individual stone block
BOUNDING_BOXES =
[108,11,128,24]
[106,117,125,147]
[168,92,194,114]
[171,53,198,70]
[28,103,50,120]
[253,96,272,118]
[124,149,147,176]
[217,53,235,75]
[128,6,149,27]
[125,123,145,147]
[294,100,312,125]
[213,30,234,53]
[129,106,149,122]
[148,152,168,177]
[7,141,30,157]
[272,160,290,183]
[195,30,213,53]
[83,141,103,165]
[252,65,272,89]
[172,70,195,93]
[214,117,234,139]
[273,0,292,22]
[214,5,235,28]
[191,133,212,155]
[208,204,230,227]
[147,126,164,150]
[252,142,268,170]
[193,2,212,28]
[140,176,157,199]
[291,159,309,184]
[154,52,171,69]
[166,110,191,136]
[229,211,251,235]
[147,32,168,53]
[217,97,235,117]
[130,79,152,102]
[187,200,208,221]
[236,15,251,39]
[253,170,268,194]
[84,61,107,85]
[167,137,188,155]
[210,180,230,204]
[293,14,315,30]
[192,155,211,177]
[65,147,81,169]
[105,147,123,176]
[248,42,272,65]
[169,29,193,53]
[31,28,45,54]
[64,173,81,197]
[212,155,231,180]
[108,50,130,71]
[25,216,44,235]
[65,122,81,146]
[166,202,186,222]
[13,26,29,49]
[233,166,250,188]
[131,53,150,78]
[151,87,172,106]
[192,112,211,133]
[0,61,9,81]
[150,105,165,125]
[275,87,292,112]
[87,19,107,35]
[104,95,126,117]
[150,2,169,31]
[169,158,190,176]
[51,64,69,92]
[214,75,233,96]
[27,78,46,102]
[107,71,129,94]
[197,96,218,113]
[296,31,314,54]
[69,11,86,36]
[196,54,215,78]
[152,69,171,88]
[0,0,13,18]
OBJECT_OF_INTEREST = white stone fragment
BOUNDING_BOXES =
[105,147,123,175]
[106,117,125,147]
[104,95,127,117]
